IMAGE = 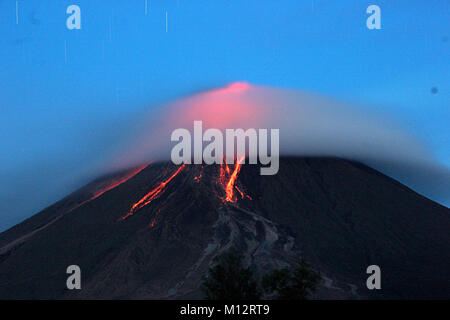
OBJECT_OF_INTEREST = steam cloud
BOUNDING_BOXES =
[115,83,449,205]
[1,83,448,231]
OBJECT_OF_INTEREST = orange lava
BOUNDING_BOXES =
[150,208,162,228]
[217,156,250,203]
[224,156,245,202]
[235,186,245,199]
[122,164,185,220]
[193,172,202,183]
[224,158,231,175]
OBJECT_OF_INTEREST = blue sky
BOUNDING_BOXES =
[0,0,448,230]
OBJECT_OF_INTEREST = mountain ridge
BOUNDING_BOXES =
[0,157,449,299]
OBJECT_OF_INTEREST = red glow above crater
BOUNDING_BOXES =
[216,82,251,94]
[165,82,265,131]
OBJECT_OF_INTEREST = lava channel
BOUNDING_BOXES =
[90,164,149,201]
[122,164,185,220]
[218,156,248,203]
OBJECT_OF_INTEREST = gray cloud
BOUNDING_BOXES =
[1,83,448,232]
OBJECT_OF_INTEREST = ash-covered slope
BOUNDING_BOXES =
[0,157,449,299]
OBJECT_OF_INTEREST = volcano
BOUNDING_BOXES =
[0,157,449,299]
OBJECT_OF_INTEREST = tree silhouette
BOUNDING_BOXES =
[202,249,261,300]
[262,259,320,300]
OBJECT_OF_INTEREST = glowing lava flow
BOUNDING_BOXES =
[122,164,185,220]
[224,156,245,202]
[217,156,249,203]
[193,165,204,183]
[224,158,231,175]
[193,172,202,182]
[90,164,149,201]
[235,186,245,199]
[150,208,162,228]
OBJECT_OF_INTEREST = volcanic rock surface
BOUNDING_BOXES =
[0,157,449,299]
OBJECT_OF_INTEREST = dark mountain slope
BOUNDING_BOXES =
[0,157,448,299]
[239,158,450,299]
